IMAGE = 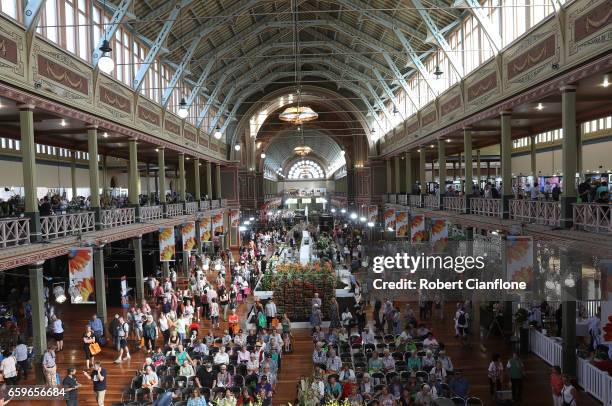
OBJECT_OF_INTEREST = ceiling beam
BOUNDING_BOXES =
[393,28,438,98]
[453,0,502,53]
[383,53,419,111]
[92,0,133,68]
[23,0,45,32]
[373,69,405,120]
[207,86,236,133]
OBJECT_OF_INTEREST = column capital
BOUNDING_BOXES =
[499,110,512,116]
[86,124,99,130]
[17,104,36,111]
[128,137,138,142]
[178,152,185,156]
[156,146,165,150]
[560,84,578,92]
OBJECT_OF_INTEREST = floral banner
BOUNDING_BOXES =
[212,211,224,234]
[68,247,95,303]
[182,222,196,252]
[199,217,211,242]
[410,215,427,243]
[396,211,409,237]
[383,208,396,230]
[230,209,240,227]
[430,218,448,252]
[159,226,176,262]
[505,236,534,290]
[368,205,378,223]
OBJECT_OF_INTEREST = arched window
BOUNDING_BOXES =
[287,160,325,180]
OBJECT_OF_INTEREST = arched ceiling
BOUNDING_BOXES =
[263,131,346,178]
[111,0,465,147]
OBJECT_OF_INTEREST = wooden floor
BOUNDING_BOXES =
[14,296,604,406]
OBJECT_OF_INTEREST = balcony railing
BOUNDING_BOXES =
[388,194,397,204]
[573,203,612,233]
[423,195,438,209]
[0,218,30,248]
[220,199,228,208]
[470,198,502,217]
[211,200,220,209]
[397,194,407,206]
[185,202,198,214]
[140,205,163,221]
[200,200,210,211]
[443,196,465,213]
[409,195,421,207]
[165,203,184,217]
[100,208,135,228]
[41,212,95,240]
[510,199,561,226]
[382,194,389,203]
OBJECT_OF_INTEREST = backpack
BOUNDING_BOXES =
[458,311,467,326]
[258,312,267,328]
[117,322,129,337]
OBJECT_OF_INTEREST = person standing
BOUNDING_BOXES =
[52,315,64,352]
[83,362,107,406]
[265,298,277,328]
[143,315,158,352]
[506,352,524,402]
[88,315,104,343]
[83,326,97,369]
[62,367,81,406]
[561,374,578,406]
[487,353,503,395]
[43,345,57,386]
[14,340,28,380]
[550,365,563,406]
[0,350,17,385]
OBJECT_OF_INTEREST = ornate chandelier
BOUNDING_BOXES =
[279,106,318,124]
[293,145,312,156]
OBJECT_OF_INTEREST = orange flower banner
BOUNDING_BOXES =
[159,226,176,262]
[396,211,409,237]
[410,215,427,243]
[383,208,396,230]
[68,247,95,303]
[505,236,534,290]
[199,217,211,242]
[230,210,240,227]
[368,205,378,223]
[182,222,196,252]
[430,218,448,252]
[213,211,224,234]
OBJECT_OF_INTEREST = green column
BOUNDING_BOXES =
[158,147,166,204]
[464,129,473,196]
[500,111,513,218]
[394,156,401,193]
[178,153,186,202]
[438,140,446,192]
[19,105,41,241]
[70,154,77,200]
[29,262,46,383]
[476,149,481,183]
[195,221,203,255]
[145,163,151,202]
[386,159,392,194]
[134,237,144,302]
[561,86,578,228]
[419,148,427,195]
[193,158,201,201]
[215,163,222,199]
[102,155,108,199]
[128,138,139,205]
[560,249,578,376]
[162,262,170,278]
[206,162,213,200]
[87,127,101,228]
[93,246,107,326]
[405,151,413,194]
[530,135,537,179]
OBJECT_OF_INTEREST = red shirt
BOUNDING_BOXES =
[550,373,563,395]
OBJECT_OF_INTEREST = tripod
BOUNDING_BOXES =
[485,315,504,340]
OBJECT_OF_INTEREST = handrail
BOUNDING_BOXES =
[470,198,502,217]
[211,200,220,209]
[409,195,421,207]
[100,208,135,228]
[423,194,438,209]
[510,199,561,226]
[220,199,228,208]
[0,217,30,248]
[185,201,198,214]
[40,212,95,239]
[389,194,397,204]
[140,205,163,221]
[573,203,612,233]
[165,203,184,217]
[443,196,464,212]
[200,200,210,211]
[397,194,408,206]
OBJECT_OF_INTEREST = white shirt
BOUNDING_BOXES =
[14,344,28,362]
[1,356,17,378]
[265,302,277,317]
[53,319,64,334]
[214,352,229,365]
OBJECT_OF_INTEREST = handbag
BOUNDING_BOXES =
[89,342,102,355]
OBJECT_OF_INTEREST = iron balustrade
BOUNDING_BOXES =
[0,217,30,248]
[200,200,210,211]
[397,194,408,206]
[423,195,438,209]
[165,203,184,217]
[443,196,465,213]
[185,202,198,214]
[510,199,561,226]
[140,205,163,221]
[100,208,136,228]
[409,195,422,207]
[470,198,502,217]
[40,212,95,239]
[573,203,612,233]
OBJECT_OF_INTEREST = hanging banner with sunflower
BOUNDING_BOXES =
[68,247,95,303]
[383,208,396,230]
[430,218,448,252]
[159,227,176,262]
[182,222,197,252]
[230,209,240,227]
[410,214,427,243]
[367,205,378,223]
[505,236,534,290]
[199,217,212,242]
[396,211,409,237]
[212,211,224,234]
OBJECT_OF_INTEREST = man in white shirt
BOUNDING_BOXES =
[265,298,277,328]
[213,347,230,365]
[14,341,29,379]
[1,349,18,385]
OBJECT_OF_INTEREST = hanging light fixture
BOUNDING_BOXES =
[177,98,189,119]
[294,145,312,156]
[213,126,223,140]
[261,153,266,159]
[279,106,318,124]
[98,39,115,74]
[53,283,66,304]
[234,144,241,151]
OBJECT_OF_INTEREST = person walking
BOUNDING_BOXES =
[561,374,578,406]
[550,366,563,406]
[487,353,503,395]
[143,315,158,352]
[506,352,524,402]
[43,345,57,386]
[0,350,17,385]
[14,340,28,381]
[114,316,131,363]
[52,315,64,352]
[83,325,97,369]
[265,298,277,328]
[62,367,81,406]
[83,362,107,406]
